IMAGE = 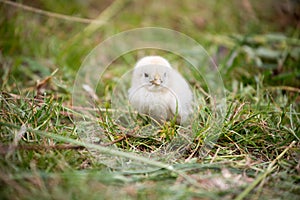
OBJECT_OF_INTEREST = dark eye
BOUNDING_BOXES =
[144,73,149,77]
[164,72,167,77]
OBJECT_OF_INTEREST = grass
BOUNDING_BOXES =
[1,0,300,199]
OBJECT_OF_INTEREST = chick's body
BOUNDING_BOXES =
[128,56,193,124]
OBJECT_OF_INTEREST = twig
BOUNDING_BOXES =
[2,92,44,103]
[101,135,127,147]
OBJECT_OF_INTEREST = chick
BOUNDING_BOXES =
[128,56,193,125]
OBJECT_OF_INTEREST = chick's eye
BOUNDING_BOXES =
[164,72,167,77]
[144,73,149,77]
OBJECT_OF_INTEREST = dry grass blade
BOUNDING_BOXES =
[0,144,85,155]
[61,0,131,55]
[0,0,103,24]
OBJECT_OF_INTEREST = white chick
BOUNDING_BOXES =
[128,56,193,125]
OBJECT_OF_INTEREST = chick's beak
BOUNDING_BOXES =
[151,73,161,86]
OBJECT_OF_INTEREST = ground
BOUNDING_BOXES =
[0,0,300,199]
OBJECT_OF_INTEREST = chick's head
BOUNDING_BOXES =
[132,56,173,92]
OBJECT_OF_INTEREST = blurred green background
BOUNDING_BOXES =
[1,0,299,90]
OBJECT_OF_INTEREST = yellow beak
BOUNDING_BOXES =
[151,74,161,86]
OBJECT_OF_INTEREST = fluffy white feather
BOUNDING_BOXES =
[128,56,193,124]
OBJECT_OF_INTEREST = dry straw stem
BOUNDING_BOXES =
[266,86,300,94]
[62,0,131,53]
[0,0,101,24]
[0,144,84,155]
